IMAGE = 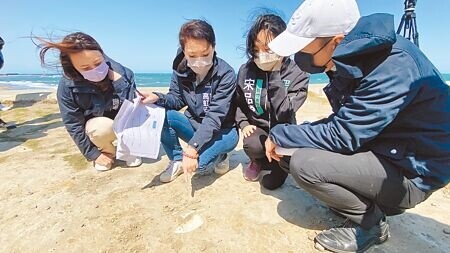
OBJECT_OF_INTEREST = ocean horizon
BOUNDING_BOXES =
[1,72,450,90]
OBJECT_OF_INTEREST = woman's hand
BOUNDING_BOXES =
[140,91,160,104]
[95,153,114,166]
[242,125,257,138]
[182,146,199,174]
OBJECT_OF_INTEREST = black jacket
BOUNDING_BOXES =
[235,58,309,131]
[154,49,237,153]
[57,57,136,161]
[0,36,4,69]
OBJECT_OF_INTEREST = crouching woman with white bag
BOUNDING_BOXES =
[38,32,142,171]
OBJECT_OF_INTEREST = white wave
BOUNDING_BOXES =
[0,80,56,89]
[46,75,61,79]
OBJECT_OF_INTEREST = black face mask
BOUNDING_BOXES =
[293,38,333,74]
[294,52,328,74]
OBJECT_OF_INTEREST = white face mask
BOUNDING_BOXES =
[186,53,214,77]
[254,51,282,72]
[80,60,109,82]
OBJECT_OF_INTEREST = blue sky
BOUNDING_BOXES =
[1,0,449,73]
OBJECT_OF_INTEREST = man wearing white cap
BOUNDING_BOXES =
[265,0,450,252]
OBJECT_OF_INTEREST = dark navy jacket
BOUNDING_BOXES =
[57,57,136,161]
[154,49,236,153]
[0,36,3,69]
[270,14,450,192]
[235,58,309,131]
[0,51,3,69]
[0,50,3,69]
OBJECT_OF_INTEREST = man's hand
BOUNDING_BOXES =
[265,137,282,162]
[182,146,199,174]
[242,125,257,138]
[140,91,159,104]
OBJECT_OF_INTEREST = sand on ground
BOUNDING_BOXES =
[0,86,449,253]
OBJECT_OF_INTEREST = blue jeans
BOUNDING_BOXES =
[160,110,238,172]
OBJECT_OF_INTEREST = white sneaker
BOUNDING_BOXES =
[94,162,112,172]
[0,104,11,111]
[160,161,183,183]
[126,157,142,167]
[214,154,230,175]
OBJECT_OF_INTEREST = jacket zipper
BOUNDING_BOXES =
[265,72,271,130]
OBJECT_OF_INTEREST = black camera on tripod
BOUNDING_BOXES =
[397,0,419,47]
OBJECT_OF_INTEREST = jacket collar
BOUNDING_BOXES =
[332,13,397,79]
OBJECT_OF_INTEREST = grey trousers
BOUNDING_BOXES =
[282,148,431,229]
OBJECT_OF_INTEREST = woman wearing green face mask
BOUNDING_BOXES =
[235,14,309,189]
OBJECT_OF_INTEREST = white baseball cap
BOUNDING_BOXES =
[269,0,361,56]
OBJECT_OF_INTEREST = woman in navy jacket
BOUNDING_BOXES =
[39,32,142,171]
[141,20,238,183]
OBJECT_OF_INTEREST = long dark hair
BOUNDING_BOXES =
[38,32,112,92]
[246,14,286,59]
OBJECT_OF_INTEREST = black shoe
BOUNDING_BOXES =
[261,167,288,190]
[315,217,389,253]
[0,122,16,130]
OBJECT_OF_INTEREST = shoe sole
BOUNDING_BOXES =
[243,172,260,182]
[94,162,112,172]
[95,167,112,172]
[126,161,143,167]
[315,231,390,253]
[215,168,230,175]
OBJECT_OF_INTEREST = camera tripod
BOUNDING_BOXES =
[397,0,419,47]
